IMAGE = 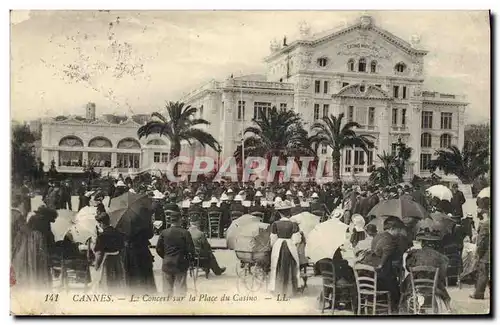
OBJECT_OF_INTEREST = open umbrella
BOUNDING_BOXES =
[225,214,261,249]
[426,212,456,235]
[366,198,428,221]
[290,212,320,236]
[477,187,490,199]
[74,206,98,222]
[426,185,453,201]
[68,217,98,244]
[305,218,349,263]
[232,222,271,253]
[367,216,406,233]
[51,210,76,242]
[108,192,153,236]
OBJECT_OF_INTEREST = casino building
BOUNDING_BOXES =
[41,14,467,181]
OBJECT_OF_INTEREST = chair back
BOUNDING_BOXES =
[250,211,264,222]
[443,244,462,287]
[409,266,439,314]
[207,211,222,238]
[312,209,327,222]
[319,259,336,292]
[231,211,243,221]
[353,263,378,294]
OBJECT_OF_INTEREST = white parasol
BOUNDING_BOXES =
[305,218,349,263]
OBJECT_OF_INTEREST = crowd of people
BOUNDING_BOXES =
[11,174,490,314]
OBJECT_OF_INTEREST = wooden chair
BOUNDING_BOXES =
[318,260,356,314]
[250,211,264,223]
[189,250,210,280]
[207,211,222,238]
[408,266,439,314]
[58,257,91,293]
[443,245,462,288]
[312,209,328,223]
[231,211,244,222]
[353,264,391,315]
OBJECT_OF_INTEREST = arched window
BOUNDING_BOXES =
[117,138,141,149]
[147,139,167,146]
[370,60,377,73]
[395,62,407,73]
[347,59,355,72]
[358,58,366,72]
[317,57,328,67]
[88,137,112,148]
[421,133,432,148]
[59,136,83,147]
[440,134,452,148]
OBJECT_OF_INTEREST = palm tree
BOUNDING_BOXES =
[233,106,314,181]
[309,113,375,181]
[137,101,220,177]
[429,143,489,184]
[394,138,413,182]
[368,151,398,186]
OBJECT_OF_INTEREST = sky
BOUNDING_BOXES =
[10,10,490,124]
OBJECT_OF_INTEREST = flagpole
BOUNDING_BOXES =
[240,72,245,184]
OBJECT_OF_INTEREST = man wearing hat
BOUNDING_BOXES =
[249,191,267,214]
[450,183,466,218]
[219,193,232,235]
[470,208,490,300]
[114,180,128,198]
[188,196,207,232]
[309,192,323,214]
[400,220,451,312]
[231,194,248,215]
[187,218,226,276]
[269,199,303,296]
[156,212,195,296]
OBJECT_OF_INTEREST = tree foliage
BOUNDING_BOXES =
[429,144,489,184]
[11,124,37,185]
[464,123,490,152]
[137,101,220,176]
[309,113,375,180]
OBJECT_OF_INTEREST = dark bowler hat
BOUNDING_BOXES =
[169,211,182,223]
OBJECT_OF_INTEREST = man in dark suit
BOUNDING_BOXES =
[156,212,195,297]
[450,183,466,218]
[188,218,226,276]
[230,195,247,215]
[470,209,490,300]
[309,192,323,215]
[20,179,32,213]
[60,180,72,210]
[188,196,207,231]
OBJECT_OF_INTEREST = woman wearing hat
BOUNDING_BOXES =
[269,200,303,297]
[399,222,451,313]
[93,212,126,293]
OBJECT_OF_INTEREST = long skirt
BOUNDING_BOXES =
[11,231,52,290]
[95,253,126,294]
[460,250,477,285]
[274,242,298,296]
[124,245,156,293]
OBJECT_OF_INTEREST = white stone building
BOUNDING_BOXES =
[182,15,467,181]
[41,14,467,181]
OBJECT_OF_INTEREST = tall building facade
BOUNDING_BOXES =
[182,15,467,181]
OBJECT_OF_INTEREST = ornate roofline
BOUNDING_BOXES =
[333,83,392,101]
[265,18,428,62]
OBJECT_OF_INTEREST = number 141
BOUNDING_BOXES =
[44,294,59,302]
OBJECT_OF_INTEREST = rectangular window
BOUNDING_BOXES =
[367,151,373,166]
[441,112,453,129]
[117,153,140,169]
[314,104,320,120]
[221,101,225,120]
[253,102,271,120]
[237,101,245,120]
[315,80,321,93]
[401,108,407,126]
[375,84,382,88]
[323,81,329,94]
[322,104,329,118]
[368,107,375,126]
[420,153,432,171]
[342,82,349,88]
[161,153,169,163]
[88,152,111,167]
[393,85,399,98]
[354,150,365,166]
[391,143,398,154]
[402,86,407,99]
[422,111,433,129]
[279,103,287,110]
[348,106,354,122]
[153,152,160,163]
[345,149,352,165]
[392,108,398,126]
[321,144,327,154]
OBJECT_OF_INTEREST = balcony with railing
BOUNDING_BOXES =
[422,91,466,102]
[390,124,409,132]
[223,79,294,91]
